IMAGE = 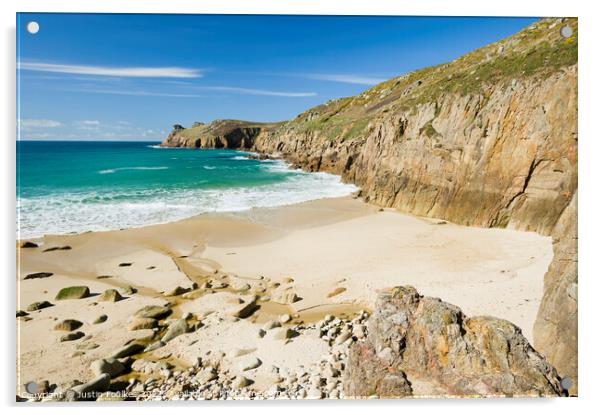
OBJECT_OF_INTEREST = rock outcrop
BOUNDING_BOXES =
[161,18,578,392]
[344,286,565,397]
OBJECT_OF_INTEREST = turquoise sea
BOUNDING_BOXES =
[16,141,357,238]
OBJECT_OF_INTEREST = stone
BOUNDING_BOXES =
[262,320,281,331]
[111,343,144,358]
[196,368,217,384]
[54,319,83,331]
[134,305,172,320]
[43,245,71,252]
[239,357,262,371]
[164,286,190,296]
[16,310,28,317]
[344,286,564,398]
[272,290,301,304]
[20,241,38,248]
[98,289,123,302]
[231,375,251,389]
[230,297,259,319]
[55,286,90,300]
[279,314,292,324]
[67,374,110,400]
[306,387,323,399]
[24,272,53,280]
[144,341,166,353]
[128,317,158,331]
[93,314,108,324]
[60,331,85,342]
[27,301,53,311]
[121,285,137,295]
[161,319,191,343]
[90,358,125,378]
[269,328,296,341]
[76,342,99,351]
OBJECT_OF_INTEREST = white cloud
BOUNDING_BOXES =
[74,88,205,98]
[19,62,202,78]
[197,86,316,97]
[18,119,62,130]
[75,120,101,130]
[305,73,386,85]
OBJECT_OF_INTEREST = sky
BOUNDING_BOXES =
[16,13,538,141]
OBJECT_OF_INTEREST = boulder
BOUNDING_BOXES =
[110,343,144,359]
[343,286,565,398]
[134,305,172,320]
[66,374,110,400]
[27,301,53,311]
[161,319,192,343]
[54,319,83,331]
[128,317,158,331]
[98,289,123,302]
[55,286,90,300]
[229,297,259,319]
[90,358,125,378]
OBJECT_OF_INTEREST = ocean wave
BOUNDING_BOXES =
[17,171,358,238]
[230,155,250,161]
[99,166,169,174]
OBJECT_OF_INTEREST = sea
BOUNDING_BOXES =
[16,141,358,239]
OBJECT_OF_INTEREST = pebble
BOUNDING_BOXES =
[239,356,262,371]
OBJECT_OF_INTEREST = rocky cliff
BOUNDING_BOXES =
[161,17,578,394]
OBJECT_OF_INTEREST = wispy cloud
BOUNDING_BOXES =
[19,62,203,78]
[75,120,101,130]
[18,119,62,130]
[305,73,386,86]
[196,86,316,97]
[72,88,206,98]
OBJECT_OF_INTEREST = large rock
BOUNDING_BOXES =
[98,289,123,302]
[90,358,125,378]
[134,305,172,320]
[55,286,90,300]
[161,318,191,343]
[66,374,110,401]
[343,286,564,398]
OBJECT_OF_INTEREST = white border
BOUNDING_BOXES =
[2,1,599,414]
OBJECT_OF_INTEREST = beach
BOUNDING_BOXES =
[17,195,552,397]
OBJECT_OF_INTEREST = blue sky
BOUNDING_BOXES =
[17,14,538,141]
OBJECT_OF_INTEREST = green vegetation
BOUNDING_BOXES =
[55,286,90,300]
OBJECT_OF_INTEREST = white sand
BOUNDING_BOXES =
[16,196,552,391]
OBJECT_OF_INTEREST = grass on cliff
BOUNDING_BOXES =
[289,17,577,142]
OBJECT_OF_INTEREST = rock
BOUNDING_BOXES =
[118,262,132,267]
[27,301,53,311]
[269,328,296,341]
[239,357,262,371]
[24,272,53,280]
[306,387,323,399]
[272,290,301,304]
[20,241,38,248]
[90,358,125,378]
[164,286,190,296]
[128,317,158,331]
[230,297,259,319]
[279,314,292,324]
[196,368,217,384]
[43,245,71,252]
[98,289,123,302]
[53,319,83,331]
[111,343,144,358]
[76,342,99,351]
[335,330,351,345]
[93,314,108,324]
[144,341,166,352]
[231,375,252,389]
[67,374,110,400]
[55,286,90,300]
[134,305,172,320]
[344,286,564,398]
[60,331,85,342]
[161,319,191,343]
[16,310,28,317]
[121,285,137,295]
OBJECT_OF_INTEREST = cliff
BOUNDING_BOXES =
[161,17,578,393]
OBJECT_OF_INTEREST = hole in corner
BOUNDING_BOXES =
[560,25,573,39]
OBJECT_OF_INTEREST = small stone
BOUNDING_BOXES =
[144,341,166,352]
[335,330,352,345]
[164,286,190,296]
[16,310,28,317]
[230,298,259,319]
[53,319,83,331]
[55,286,90,300]
[24,272,53,280]
[161,319,191,343]
[76,342,99,351]
[196,368,217,384]
[262,320,281,331]
[60,331,85,342]
[307,387,324,399]
[270,327,296,341]
[272,290,301,304]
[20,241,38,248]
[239,357,262,371]
[279,314,292,324]
[93,314,108,324]
[121,285,137,295]
[98,289,123,302]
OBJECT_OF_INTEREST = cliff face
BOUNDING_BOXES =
[161,17,577,393]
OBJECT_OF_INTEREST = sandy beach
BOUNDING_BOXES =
[16,196,552,397]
